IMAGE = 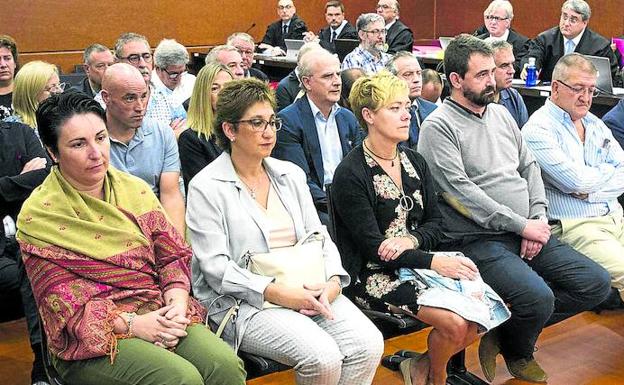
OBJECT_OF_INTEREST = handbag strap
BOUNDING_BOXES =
[203,295,241,338]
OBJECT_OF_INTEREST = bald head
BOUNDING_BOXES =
[102,63,149,131]
[102,63,146,92]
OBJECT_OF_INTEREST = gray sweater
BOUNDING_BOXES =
[418,99,547,239]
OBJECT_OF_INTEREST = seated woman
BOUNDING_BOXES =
[187,78,384,385]
[3,60,63,131]
[17,92,246,385]
[332,72,505,385]
[178,63,232,191]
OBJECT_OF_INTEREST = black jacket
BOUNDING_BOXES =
[248,67,269,82]
[70,76,96,98]
[178,129,222,192]
[478,29,530,76]
[386,19,413,54]
[261,15,308,51]
[318,22,358,53]
[524,26,620,84]
[275,70,301,111]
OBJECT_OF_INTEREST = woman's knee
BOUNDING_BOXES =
[299,343,343,380]
[441,313,471,345]
[167,365,205,385]
[205,349,246,384]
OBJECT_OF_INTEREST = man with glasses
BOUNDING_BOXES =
[274,48,361,224]
[302,1,357,54]
[259,0,308,56]
[152,39,196,107]
[522,0,620,84]
[204,45,245,79]
[226,33,269,81]
[491,40,528,128]
[376,0,412,55]
[342,13,391,74]
[476,0,528,76]
[72,44,114,98]
[523,53,624,308]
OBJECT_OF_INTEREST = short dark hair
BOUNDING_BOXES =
[443,34,493,80]
[325,0,344,12]
[83,43,111,64]
[0,34,19,70]
[214,78,276,153]
[422,68,443,86]
[37,92,106,155]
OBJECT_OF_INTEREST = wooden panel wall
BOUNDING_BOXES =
[4,0,622,73]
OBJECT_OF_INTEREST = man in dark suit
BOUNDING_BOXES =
[276,43,324,111]
[476,0,528,76]
[259,0,308,56]
[72,43,114,98]
[376,0,413,54]
[303,1,357,54]
[522,0,620,85]
[386,52,437,148]
[226,32,269,81]
[274,49,361,224]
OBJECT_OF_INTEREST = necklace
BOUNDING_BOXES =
[363,139,398,166]
[235,166,267,200]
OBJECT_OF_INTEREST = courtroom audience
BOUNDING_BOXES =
[490,40,529,128]
[386,51,437,148]
[259,0,308,55]
[477,0,528,75]
[522,0,620,85]
[0,35,18,120]
[523,53,624,304]
[603,99,624,149]
[275,42,323,111]
[179,64,233,190]
[204,45,245,79]
[152,38,196,107]
[274,48,361,225]
[3,61,63,131]
[18,91,246,385]
[420,68,444,104]
[342,13,391,73]
[302,1,358,54]
[339,67,366,110]
[101,63,186,236]
[418,34,610,383]
[72,43,114,98]
[376,0,413,55]
[226,32,269,81]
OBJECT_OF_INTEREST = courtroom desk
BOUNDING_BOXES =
[414,54,443,70]
[254,54,296,81]
[514,83,624,118]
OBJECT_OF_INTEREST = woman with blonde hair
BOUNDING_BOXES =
[4,60,63,129]
[178,63,233,190]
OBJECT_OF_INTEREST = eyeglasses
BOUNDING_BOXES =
[556,79,598,97]
[44,82,66,94]
[277,4,293,10]
[233,118,283,132]
[235,47,255,56]
[485,15,509,22]
[376,4,393,10]
[119,52,153,64]
[159,67,186,80]
[561,13,582,25]
[362,29,387,36]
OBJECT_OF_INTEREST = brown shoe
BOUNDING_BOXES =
[478,329,500,382]
[505,357,548,383]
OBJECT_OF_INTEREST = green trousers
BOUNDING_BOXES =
[52,324,246,385]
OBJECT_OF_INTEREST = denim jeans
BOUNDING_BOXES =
[460,234,610,360]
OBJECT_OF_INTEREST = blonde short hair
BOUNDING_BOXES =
[187,63,233,139]
[12,61,58,128]
[349,70,408,131]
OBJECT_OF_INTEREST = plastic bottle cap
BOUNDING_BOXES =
[528,57,536,66]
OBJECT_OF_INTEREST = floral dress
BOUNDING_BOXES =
[352,150,428,315]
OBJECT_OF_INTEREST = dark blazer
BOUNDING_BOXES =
[478,29,530,75]
[248,67,269,82]
[404,97,437,149]
[386,19,413,55]
[70,76,96,98]
[603,99,624,150]
[318,22,358,53]
[178,129,222,192]
[261,15,308,51]
[523,26,620,84]
[276,70,301,111]
[274,95,362,210]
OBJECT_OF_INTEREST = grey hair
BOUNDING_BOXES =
[356,13,384,32]
[114,32,150,59]
[385,51,419,75]
[154,39,189,68]
[485,0,513,19]
[205,45,239,65]
[226,32,255,46]
[489,39,513,54]
[562,0,591,21]
[83,43,111,64]
[552,53,597,82]
[297,41,323,64]
[298,47,334,79]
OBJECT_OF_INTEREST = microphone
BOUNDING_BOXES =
[245,23,256,34]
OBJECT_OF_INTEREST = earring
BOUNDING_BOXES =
[230,137,236,142]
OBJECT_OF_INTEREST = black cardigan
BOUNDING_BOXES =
[178,129,222,192]
[332,144,444,283]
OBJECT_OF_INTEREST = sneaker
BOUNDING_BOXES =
[478,329,500,382]
[505,357,548,383]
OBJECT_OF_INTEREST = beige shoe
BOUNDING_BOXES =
[505,357,548,383]
[478,329,501,382]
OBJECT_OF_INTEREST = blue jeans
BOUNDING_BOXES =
[460,234,610,360]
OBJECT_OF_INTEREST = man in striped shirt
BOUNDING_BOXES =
[523,53,624,306]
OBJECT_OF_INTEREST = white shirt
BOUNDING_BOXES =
[151,71,196,107]
[330,20,348,40]
[489,29,510,42]
[308,98,343,185]
[385,19,397,30]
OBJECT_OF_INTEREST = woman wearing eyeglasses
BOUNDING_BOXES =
[187,78,383,385]
[178,64,232,191]
[3,60,63,132]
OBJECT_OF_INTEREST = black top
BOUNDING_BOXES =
[70,77,95,98]
[275,70,301,112]
[261,15,308,51]
[0,92,13,120]
[178,128,222,191]
[318,22,358,54]
[386,19,414,55]
[0,122,50,253]
[248,67,269,82]
[332,145,443,283]
[477,29,530,76]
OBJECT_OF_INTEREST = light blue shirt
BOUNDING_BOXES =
[109,118,180,196]
[307,98,343,185]
[523,99,624,219]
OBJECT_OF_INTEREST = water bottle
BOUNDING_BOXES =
[525,57,538,87]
